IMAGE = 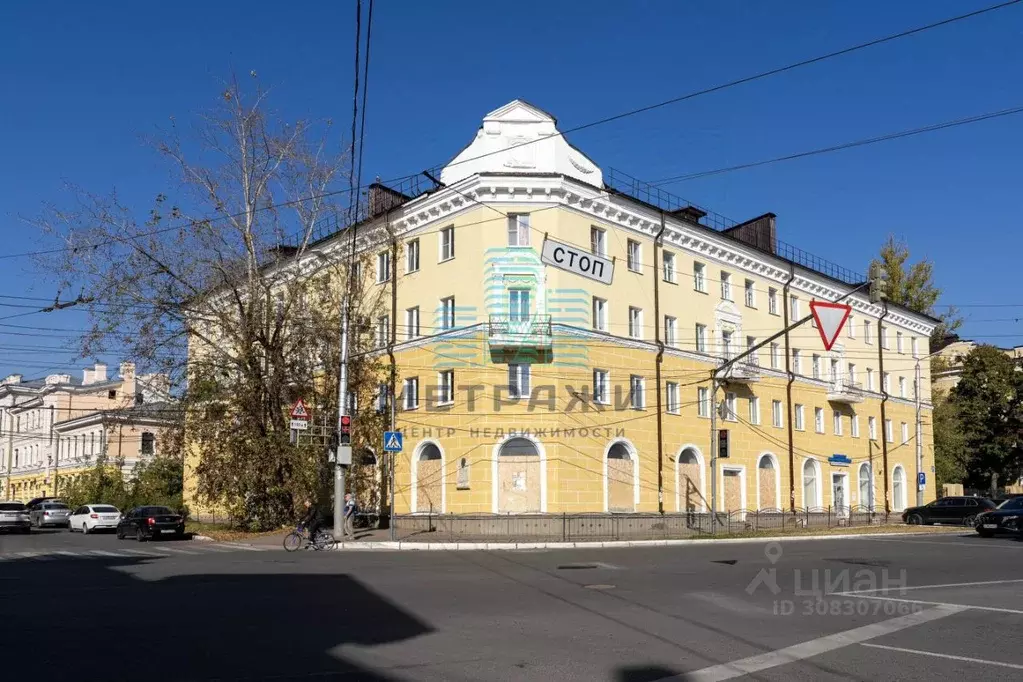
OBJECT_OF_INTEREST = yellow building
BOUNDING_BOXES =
[1,362,171,501]
[188,100,939,519]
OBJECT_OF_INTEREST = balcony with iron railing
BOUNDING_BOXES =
[827,379,866,404]
[488,314,553,350]
[719,357,761,384]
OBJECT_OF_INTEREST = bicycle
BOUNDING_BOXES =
[283,525,337,552]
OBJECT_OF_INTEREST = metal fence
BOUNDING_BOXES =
[392,506,897,543]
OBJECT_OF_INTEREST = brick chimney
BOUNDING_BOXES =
[723,213,777,255]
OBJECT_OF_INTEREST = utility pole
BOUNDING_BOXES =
[389,384,397,542]
[709,373,718,534]
[915,358,924,506]
[334,299,349,541]
[868,262,890,514]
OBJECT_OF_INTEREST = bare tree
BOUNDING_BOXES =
[31,75,388,528]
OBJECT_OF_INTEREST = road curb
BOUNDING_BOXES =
[191,535,216,542]
[332,530,960,552]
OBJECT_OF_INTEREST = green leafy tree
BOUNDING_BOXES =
[950,345,1023,489]
[931,392,968,490]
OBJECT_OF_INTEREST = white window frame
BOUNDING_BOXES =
[851,415,860,438]
[814,407,825,434]
[724,392,737,422]
[720,271,732,301]
[768,287,779,315]
[794,404,805,431]
[662,250,676,283]
[771,342,780,370]
[772,400,783,428]
[508,364,531,399]
[406,306,420,340]
[406,238,420,273]
[590,226,606,257]
[507,214,530,247]
[696,324,707,353]
[747,336,758,365]
[864,320,872,344]
[901,422,909,444]
[694,261,706,292]
[866,368,875,391]
[812,354,821,380]
[792,349,802,375]
[376,315,389,347]
[885,419,894,443]
[698,387,710,418]
[749,396,760,425]
[911,336,919,358]
[881,325,890,349]
[440,225,456,261]
[666,381,680,414]
[833,410,843,436]
[628,306,643,339]
[441,296,455,330]
[790,295,800,320]
[744,279,756,308]
[592,297,608,332]
[848,315,855,338]
[437,370,454,406]
[376,251,391,283]
[629,375,646,410]
[883,372,890,394]
[593,369,609,404]
[869,416,877,440]
[404,377,419,410]
[898,376,906,399]
[664,316,677,347]
[896,331,904,353]
[627,239,641,272]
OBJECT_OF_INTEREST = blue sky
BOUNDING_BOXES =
[1,0,1021,379]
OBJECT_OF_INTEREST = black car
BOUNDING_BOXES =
[902,496,997,527]
[116,506,185,541]
[975,496,1023,537]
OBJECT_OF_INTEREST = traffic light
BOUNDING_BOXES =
[718,429,730,459]
[868,262,888,304]
[340,414,352,446]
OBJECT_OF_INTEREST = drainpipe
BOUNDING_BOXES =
[3,406,13,500]
[783,264,796,511]
[878,301,890,513]
[652,212,666,514]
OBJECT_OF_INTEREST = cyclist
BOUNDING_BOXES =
[299,499,324,548]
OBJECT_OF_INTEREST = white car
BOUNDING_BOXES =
[68,504,122,534]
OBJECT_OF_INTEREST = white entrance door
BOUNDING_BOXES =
[832,473,849,517]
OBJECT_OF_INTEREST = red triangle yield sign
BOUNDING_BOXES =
[810,301,852,351]
[290,399,310,419]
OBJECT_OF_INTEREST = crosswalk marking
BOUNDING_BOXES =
[54,550,84,558]
[120,549,168,557]
[88,550,124,557]
[0,541,275,563]
[157,546,198,555]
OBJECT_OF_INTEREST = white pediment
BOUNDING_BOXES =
[441,99,603,187]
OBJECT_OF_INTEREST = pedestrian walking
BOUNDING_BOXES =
[343,493,357,539]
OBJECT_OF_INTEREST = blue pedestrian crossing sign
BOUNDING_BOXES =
[383,431,403,452]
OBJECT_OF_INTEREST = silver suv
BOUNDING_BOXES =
[0,501,31,533]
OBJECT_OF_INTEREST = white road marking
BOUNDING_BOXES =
[157,546,198,555]
[861,643,1023,670]
[53,550,85,558]
[88,550,126,557]
[15,551,43,558]
[836,593,1023,615]
[841,578,1023,595]
[685,605,965,682]
[862,537,1023,550]
[215,542,265,551]
[119,549,168,557]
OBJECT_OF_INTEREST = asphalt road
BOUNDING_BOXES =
[2,528,1022,681]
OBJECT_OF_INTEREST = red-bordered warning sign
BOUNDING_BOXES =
[290,399,310,419]
[810,301,852,351]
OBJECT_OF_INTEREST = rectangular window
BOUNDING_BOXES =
[896,331,904,353]
[698,387,710,418]
[627,239,641,272]
[590,226,606,257]
[592,297,608,331]
[721,330,734,360]
[724,392,737,422]
[768,287,779,315]
[664,316,677,347]
[406,306,420,340]
[883,372,890,394]
[666,382,680,414]
[814,407,824,434]
[745,279,756,308]
[662,251,676,283]
[593,369,609,404]
[376,251,391,283]
[851,415,860,438]
[747,336,758,365]
[509,289,530,322]
[869,416,877,440]
[441,225,456,260]
[792,349,802,375]
[901,422,909,444]
[770,342,781,370]
[848,315,856,338]
[406,238,420,273]
[441,296,455,330]
[437,370,454,405]
[749,396,760,425]
[790,295,800,320]
[898,376,906,398]
[376,315,389,347]
[866,368,874,391]
[830,358,840,381]
[772,400,783,428]
[911,337,919,358]
[693,262,706,292]
[508,364,531,399]
[812,354,821,380]
[881,325,889,349]
[630,375,645,409]
[864,320,872,344]
[506,214,529,247]
[628,306,643,339]
[795,404,805,431]
[403,377,419,410]
[720,271,732,301]
[834,410,843,436]
[885,419,893,443]
[848,362,857,384]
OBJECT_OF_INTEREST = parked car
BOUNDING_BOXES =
[0,501,31,533]
[902,496,997,527]
[975,496,1023,538]
[116,506,185,541]
[68,504,122,534]
[29,501,72,529]
[25,496,62,510]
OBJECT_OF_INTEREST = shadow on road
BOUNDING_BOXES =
[615,664,689,681]
[0,555,431,681]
